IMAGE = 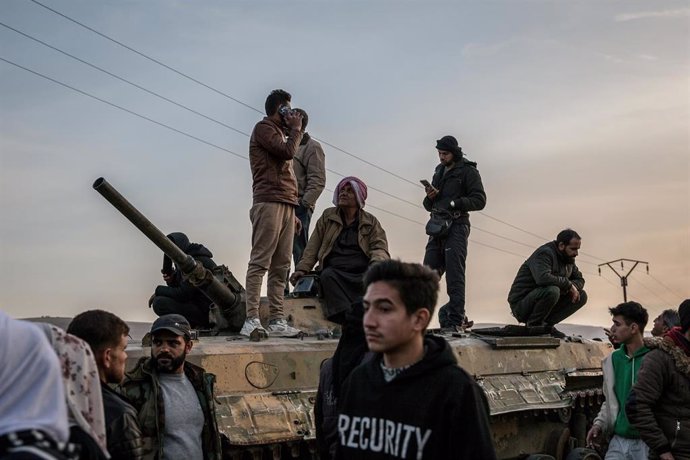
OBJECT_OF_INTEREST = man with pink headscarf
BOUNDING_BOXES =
[290,177,389,323]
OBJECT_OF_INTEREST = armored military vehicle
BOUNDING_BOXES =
[94,177,610,460]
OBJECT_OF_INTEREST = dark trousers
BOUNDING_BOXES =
[293,204,313,266]
[152,296,209,328]
[423,222,470,327]
[510,286,588,327]
[286,204,313,294]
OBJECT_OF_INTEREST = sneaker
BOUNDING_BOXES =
[240,317,267,337]
[266,318,301,338]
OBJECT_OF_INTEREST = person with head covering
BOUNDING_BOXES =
[422,135,486,331]
[0,311,71,460]
[39,323,109,460]
[627,299,690,460]
[149,232,218,329]
[290,176,389,323]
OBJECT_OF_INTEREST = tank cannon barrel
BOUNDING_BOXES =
[93,177,245,330]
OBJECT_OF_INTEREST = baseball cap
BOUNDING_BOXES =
[150,314,191,339]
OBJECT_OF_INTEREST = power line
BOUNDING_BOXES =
[27,0,262,115]
[5,22,569,258]
[0,21,253,136]
[26,0,590,259]
[2,55,533,263]
[0,56,248,161]
[2,21,440,215]
[629,272,675,306]
[648,274,685,303]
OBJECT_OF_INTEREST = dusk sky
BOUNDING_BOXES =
[1,0,688,328]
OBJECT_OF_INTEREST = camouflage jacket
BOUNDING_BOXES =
[118,358,221,460]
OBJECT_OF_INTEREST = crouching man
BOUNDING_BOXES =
[335,260,496,459]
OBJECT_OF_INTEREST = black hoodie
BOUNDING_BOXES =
[334,335,496,460]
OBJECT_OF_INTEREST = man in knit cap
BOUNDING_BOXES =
[422,135,486,331]
[290,176,389,324]
[627,299,690,460]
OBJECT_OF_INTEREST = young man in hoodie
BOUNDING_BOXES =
[586,301,650,460]
[335,260,496,459]
[627,299,690,460]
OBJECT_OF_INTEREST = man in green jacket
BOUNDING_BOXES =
[507,228,587,337]
[586,302,650,460]
[119,315,221,460]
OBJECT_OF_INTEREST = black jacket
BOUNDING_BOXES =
[422,158,486,225]
[155,232,217,307]
[334,335,496,459]
[507,241,585,305]
[102,385,145,460]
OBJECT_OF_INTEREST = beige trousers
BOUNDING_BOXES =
[245,202,295,320]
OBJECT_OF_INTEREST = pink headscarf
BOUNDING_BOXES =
[332,176,368,209]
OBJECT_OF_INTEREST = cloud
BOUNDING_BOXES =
[615,8,690,22]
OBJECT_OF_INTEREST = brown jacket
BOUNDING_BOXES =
[626,335,690,459]
[294,135,326,209]
[295,207,389,272]
[249,117,303,205]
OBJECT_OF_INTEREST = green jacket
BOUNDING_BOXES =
[118,357,222,460]
[295,207,389,273]
[611,344,650,438]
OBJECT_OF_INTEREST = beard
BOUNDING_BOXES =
[152,351,186,373]
[558,249,576,264]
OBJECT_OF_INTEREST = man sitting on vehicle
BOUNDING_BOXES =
[149,232,217,329]
[290,176,389,324]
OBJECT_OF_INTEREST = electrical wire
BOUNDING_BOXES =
[629,272,675,306]
[4,21,578,258]
[0,56,248,161]
[24,0,605,260]
[2,55,534,262]
[648,274,686,303]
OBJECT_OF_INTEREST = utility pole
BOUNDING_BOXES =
[598,258,649,302]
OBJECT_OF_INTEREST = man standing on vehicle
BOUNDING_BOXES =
[242,89,303,337]
[119,314,221,460]
[507,228,588,337]
[627,299,690,460]
[68,309,145,460]
[290,108,325,269]
[422,135,486,331]
[586,301,650,460]
[335,259,496,459]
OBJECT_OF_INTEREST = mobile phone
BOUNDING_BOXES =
[420,179,431,188]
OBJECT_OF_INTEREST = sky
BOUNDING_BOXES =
[1,0,688,328]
